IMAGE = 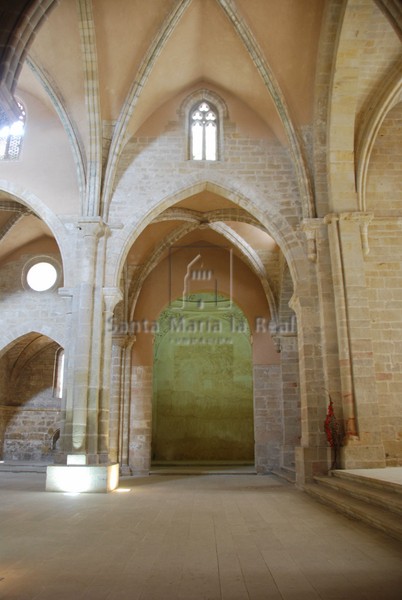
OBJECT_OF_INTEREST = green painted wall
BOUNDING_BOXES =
[152,294,254,462]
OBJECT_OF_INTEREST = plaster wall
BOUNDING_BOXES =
[152,296,253,463]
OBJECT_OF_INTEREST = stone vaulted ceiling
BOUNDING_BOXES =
[0,0,400,273]
[0,0,327,267]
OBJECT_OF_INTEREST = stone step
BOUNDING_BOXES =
[331,469,402,495]
[313,475,402,517]
[272,466,296,484]
[304,481,402,543]
[0,462,49,473]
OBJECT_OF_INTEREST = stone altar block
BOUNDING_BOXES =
[46,462,119,493]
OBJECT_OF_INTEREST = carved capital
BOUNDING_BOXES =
[324,212,373,256]
[300,218,323,262]
[112,333,136,349]
[323,213,339,226]
[76,217,109,239]
[103,287,123,314]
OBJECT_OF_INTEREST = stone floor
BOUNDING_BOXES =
[1,472,402,600]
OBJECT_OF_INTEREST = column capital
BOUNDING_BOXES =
[324,211,374,256]
[103,287,123,313]
[76,217,109,239]
[339,211,374,225]
[112,333,136,349]
[323,211,373,225]
[300,218,324,262]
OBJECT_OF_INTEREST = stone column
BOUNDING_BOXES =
[97,288,123,464]
[300,217,344,470]
[129,365,153,475]
[291,284,330,485]
[279,332,300,469]
[67,218,107,461]
[109,332,135,474]
[253,364,282,473]
[325,212,385,468]
[56,288,73,460]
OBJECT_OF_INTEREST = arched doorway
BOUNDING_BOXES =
[0,333,63,462]
[152,293,253,464]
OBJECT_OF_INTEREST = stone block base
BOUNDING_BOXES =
[295,446,332,486]
[340,443,386,470]
[46,463,119,493]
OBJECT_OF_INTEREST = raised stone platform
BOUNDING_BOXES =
[304,467,402,542]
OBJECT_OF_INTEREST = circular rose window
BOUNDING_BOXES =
[26,261,58,291]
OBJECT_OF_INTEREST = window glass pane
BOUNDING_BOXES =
[0,100,25,161]
[191,122,203,160]
[205,122,217,160]
[27,262,58,291]
[0,136,7,160]
[189,100,218,161]
[54,350,65,399]
[7,136,22,160]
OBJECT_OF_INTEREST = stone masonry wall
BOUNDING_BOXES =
[366,220,402,465]
[111,119,302,227]
[253,364,282,473]
[0,253,67,352]
[1,343,61,461]
[366,103,402,213]
[129,365,153,474]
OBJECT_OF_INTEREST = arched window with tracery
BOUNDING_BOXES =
[190,101,218,161]
[0,99,25,161]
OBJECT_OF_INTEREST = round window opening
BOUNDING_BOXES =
[26,261,58,291]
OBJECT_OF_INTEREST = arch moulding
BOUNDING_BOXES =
[108,180,308,295]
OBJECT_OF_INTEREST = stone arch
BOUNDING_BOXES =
[26,57,86,206]
[0,182,71,283]
[365,99,402,212]
[178,88,229,120]
[327,0,362,212]
[215,0,314,218]
[112,181,307,475]
[311,0,345,217]
[127,217,279,325]
[0,326,65,360]
[109,179,308,294]
[356,67,402,210]
[327,0,400,213]
[0,0,58,125]
[0,330,64,462]
[101,0,193,217]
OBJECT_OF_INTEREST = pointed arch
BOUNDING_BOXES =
[26,57,86,209]
[356,63,402,210]
[101,0,192,218]
[109,180,308,300]
[0,182,70,282]
[127,218,278,325]
[0,0,58,125]
[77,0,102,216]
[216,0,314,218]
